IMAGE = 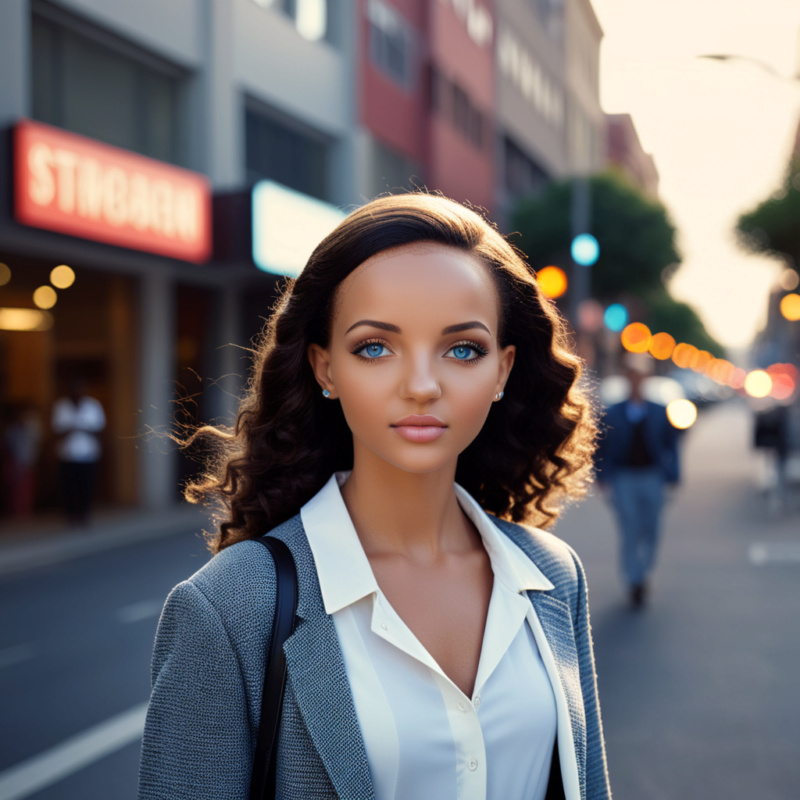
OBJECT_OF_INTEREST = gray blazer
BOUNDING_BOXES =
[138,513,612,800]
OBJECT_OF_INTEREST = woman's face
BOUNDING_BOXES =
[308,243,515,477]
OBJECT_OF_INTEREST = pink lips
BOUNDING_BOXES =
[391,414,447,443]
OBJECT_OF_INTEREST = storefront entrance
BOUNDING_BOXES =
[0,254,137,518]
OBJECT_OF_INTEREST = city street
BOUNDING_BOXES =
[0,399,798,799]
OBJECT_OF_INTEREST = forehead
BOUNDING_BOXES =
[334,243,499,328]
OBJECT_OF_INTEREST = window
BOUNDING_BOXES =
[368,0,416,90]
[430,67,487,151]
[245,105,331,201]
[31,16,181,165]
[503,137,549,199]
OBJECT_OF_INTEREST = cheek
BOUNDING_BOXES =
[331,360,391,427]
[451,372,497,426]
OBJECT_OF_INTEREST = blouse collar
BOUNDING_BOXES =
[300,472,554,616]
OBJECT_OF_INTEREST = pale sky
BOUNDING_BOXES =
[592,0,800,349]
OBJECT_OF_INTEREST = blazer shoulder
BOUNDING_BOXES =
[492,516,581,596]
[173,539,281,668]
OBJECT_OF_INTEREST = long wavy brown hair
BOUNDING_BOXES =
[186,193,597,553]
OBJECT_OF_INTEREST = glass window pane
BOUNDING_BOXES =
[61,32,138,152]
[245,108,329,201]
[31,18,59,124]
[140,72,176,163]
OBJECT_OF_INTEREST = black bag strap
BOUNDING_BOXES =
[248,536,298,800]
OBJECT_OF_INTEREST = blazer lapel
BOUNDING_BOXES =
[283,616,374,799]
[529,591,587,794]
[268,517,375,800]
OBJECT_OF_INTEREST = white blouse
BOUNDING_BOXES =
[301,473,580,800]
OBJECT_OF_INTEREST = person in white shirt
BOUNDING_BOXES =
[140,194,611,800]
[51,378,106,524]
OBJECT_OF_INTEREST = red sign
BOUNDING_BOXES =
[14,120,211,263]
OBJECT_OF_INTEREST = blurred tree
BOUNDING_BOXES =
[511,171,680,300]
[511,171,724,355]
[737,159,800,265]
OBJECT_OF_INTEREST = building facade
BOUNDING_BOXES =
[494,0,570,221]
[564,0,605,175]
[0,0,609,521]
[606,113,659,199]
[0,0,360,517]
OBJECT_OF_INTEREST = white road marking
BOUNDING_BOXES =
[0,702,148,800]
[116,598,164,624]
[0,644,35,670]
[749,541,800,566]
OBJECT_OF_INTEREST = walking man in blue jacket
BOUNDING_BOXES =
[597,356,680,608]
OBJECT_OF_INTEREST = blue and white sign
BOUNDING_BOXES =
[252,181,348,277]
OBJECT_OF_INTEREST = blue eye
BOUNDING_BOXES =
[355,342,389,359]
[446,342,487,361]
[451,345,474,360]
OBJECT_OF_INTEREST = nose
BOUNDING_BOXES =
[400,352,442,403]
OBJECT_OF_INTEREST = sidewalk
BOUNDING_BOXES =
[0,504,210,577]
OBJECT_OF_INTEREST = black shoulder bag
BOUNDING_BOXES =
[248,536,298,800]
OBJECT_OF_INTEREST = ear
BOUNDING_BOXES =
[307,344,337,399]
[495,344,516,397]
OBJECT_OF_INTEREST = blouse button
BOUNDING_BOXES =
[472,695,481,709]
[381,623,388,631]
[467,758,478,772]
[457,702,466,712]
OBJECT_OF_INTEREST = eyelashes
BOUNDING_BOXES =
[351,340,390,360]
[350,338,489,363]
[448,341,488,361]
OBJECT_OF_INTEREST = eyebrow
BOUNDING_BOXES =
[344,319,491,335]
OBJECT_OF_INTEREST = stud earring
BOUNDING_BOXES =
[322,389,331,398]
[494,391,504,401]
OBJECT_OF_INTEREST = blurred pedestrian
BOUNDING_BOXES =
[51,378,106,525]
[753,402,790,513]
[596,355,680,608]
[139,194,611,800]
[2,402,42,517]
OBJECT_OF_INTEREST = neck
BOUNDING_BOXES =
[340,453,475,563]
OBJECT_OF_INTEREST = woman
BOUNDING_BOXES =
[138,194,611,800]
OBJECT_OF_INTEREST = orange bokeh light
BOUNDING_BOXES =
[707,359,734,384]
[536,266,568,299]
[649,332,676,360]
[671,342,697,369]
[621,322,652,353]
[691,350,713,372]
[779,293,800,321]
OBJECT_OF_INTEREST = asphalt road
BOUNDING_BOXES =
[0,399,797,799]
[0,525,211,800]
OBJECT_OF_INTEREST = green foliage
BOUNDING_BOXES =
[510,171,724,355]
[643,291,725,357]
[510,171,681,301]
[737,159,800,264]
